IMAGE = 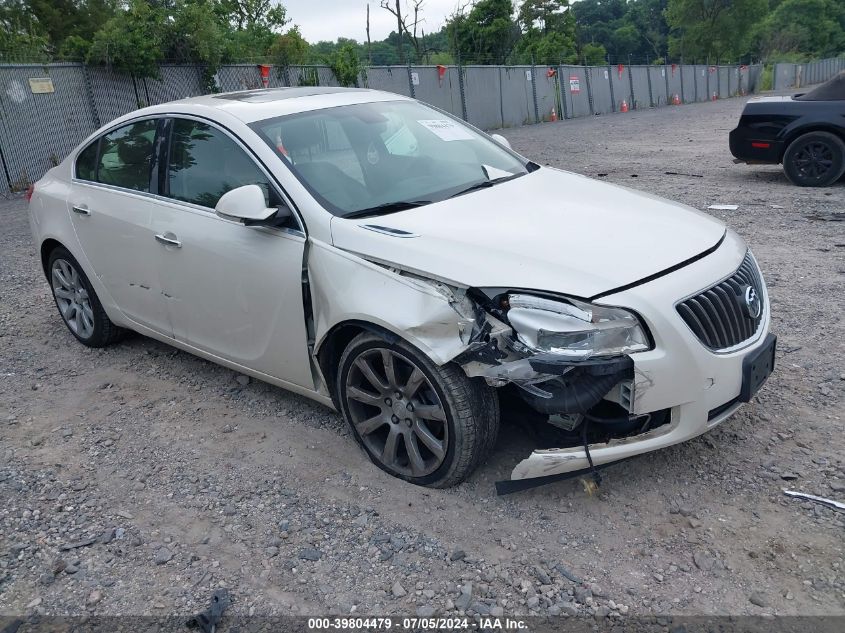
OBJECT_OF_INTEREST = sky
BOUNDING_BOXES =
[283,0,461,44]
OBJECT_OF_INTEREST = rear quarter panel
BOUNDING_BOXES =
[29,164,126,326]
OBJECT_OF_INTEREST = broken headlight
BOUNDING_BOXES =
[505,293,650,359]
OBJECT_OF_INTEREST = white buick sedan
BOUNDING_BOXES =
[28,87,775,490]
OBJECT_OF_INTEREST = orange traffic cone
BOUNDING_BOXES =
[551,107,557,122]
[620,100,629,113]
[672,93,681,105]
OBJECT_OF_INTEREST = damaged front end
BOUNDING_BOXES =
[315,248,666,491]
[453,289,669,490]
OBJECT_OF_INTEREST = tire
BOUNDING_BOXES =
[782,131,845,187]
[337,332,499,488]
[47,246,126,348]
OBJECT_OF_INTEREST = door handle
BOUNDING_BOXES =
[71,205,90,216]
[154,233,182,248]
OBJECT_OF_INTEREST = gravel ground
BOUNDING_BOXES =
[1,94,843,621]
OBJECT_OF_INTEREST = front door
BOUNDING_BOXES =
[150,117,314,389]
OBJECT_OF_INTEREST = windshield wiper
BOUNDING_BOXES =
[342,200,432,220]
[447,172,524,200]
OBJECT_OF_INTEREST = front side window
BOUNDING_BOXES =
[97,120,157,191]
[167,118,277,209]
[251,100,530,217]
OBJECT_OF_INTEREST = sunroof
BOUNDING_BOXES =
[213,87,369,103]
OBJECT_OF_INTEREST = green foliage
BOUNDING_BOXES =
[665,0,768,62]
[1,0,841,77]
[573,0,667,61]
[87,0,164,78]
[56,35,92,61]
[447,0,520,64]
[581,42,607,65]
[753,0,845,60]
[168,0,227,69]
[329,42,361,87]
[514,0,577,64]
[270,26,310,66]
[219,0,287,31]
[759,63,773,90]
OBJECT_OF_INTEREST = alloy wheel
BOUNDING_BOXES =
[51,258,94,339]
[793,141,834,179]
[344,347,448,478]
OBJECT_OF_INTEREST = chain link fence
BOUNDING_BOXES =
[0,57,809,195]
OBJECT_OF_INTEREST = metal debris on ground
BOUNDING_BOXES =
[665,171,704,178]
[708,204,739,210]
[783,489,845,512]
[186,588,231,633]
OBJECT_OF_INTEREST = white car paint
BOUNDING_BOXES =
[330,167,725,298]
[28,87,773,486]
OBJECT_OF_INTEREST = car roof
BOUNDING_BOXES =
[138,86,412,124]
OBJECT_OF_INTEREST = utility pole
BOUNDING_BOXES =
[366,4,373,65]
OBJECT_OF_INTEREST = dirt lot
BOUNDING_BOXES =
[1,95,843,621]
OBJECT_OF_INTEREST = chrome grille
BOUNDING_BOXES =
[677,252,764,350]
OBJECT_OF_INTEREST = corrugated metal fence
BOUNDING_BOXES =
[0,60,771,194]
[773,56,845,91]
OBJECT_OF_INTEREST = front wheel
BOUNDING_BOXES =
[337,333,499,488]
[782,131,845,187]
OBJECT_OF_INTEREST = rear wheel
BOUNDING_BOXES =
[782,131,845,187]
[47,247,125,348]
[337,333,499,488]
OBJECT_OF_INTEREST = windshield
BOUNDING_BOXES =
[250,100,529,217]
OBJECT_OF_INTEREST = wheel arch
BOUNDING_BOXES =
[315,320,403,407]
[780,125,845,162]
[40,238,66,279]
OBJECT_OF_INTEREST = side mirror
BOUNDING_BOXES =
[490,133,511,150]
[215,184,290,226]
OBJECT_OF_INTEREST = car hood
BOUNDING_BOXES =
[329,168,726,299]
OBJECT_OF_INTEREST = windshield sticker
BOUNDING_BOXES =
[416,119,474,142]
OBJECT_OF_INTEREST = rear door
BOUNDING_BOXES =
[150,116,314,388]
[68,118,173,336]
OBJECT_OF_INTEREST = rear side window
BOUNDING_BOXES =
[75,141,98,181]
[167,118,277,208]
[97,120,157,192]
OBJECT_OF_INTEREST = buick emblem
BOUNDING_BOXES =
[744,286,762,319]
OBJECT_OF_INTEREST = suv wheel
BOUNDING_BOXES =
[782,131,845,187]
[337,332,499,487]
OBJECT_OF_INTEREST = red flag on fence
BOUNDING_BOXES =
[671,63,677,76]
[547,67,557,78]
[437,65,447,86]
[617,64,624,79]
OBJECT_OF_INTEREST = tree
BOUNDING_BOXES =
[580,41,607,65]
[87,0,165,78]
[627,0,668,59]
[666,0,768,62]
[514,0,577,64]
[753,0,845,60]
[447,0,519,64]
[329,42,362,86]
[167,0,227,68]
[219,0,287,31]
[270,25,310,66]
